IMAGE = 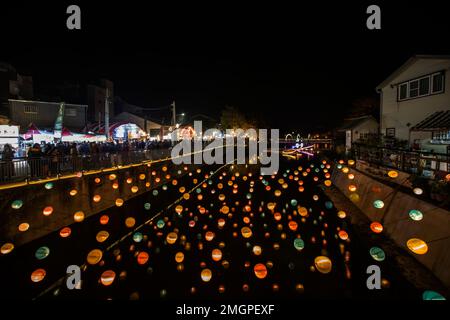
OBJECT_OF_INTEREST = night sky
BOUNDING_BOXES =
[1,1,449,131]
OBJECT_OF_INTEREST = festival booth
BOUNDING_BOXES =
[0,125,20,148]
[61,127,106,143]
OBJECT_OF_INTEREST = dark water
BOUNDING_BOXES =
[0,157,421,300]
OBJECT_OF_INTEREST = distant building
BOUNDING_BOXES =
[7,99,87,132]
[376,55,450,152]
[0,62,34,103]
[337,115,379,151]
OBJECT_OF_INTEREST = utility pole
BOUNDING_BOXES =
[105,88,110,140]
[171,100,176,144]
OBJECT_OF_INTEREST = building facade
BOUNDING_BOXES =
[8,99,88,132]
[376,55,450,151]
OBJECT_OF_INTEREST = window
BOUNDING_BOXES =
[432,73,444,93]
[397,71,445,101]
[399,83,408,100]
[409,80,419,98]
[386,128,395,137]
[65,108,77,117]
[24,105,38,114]
[432,131,450,141]
[419,77,430,96]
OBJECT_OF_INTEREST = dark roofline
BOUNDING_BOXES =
[375,55,450,92]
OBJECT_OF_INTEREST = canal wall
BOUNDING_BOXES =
[331,161,450,287]
[0,155,195,248]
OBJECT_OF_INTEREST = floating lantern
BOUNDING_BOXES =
[388,170,398,178]
[87,249,103,265]
[422,290,446,300]
[112,182,119,189]
[205,231,215,241]
[298,207,308,217]
[133,232,143,243]
[349,193,360,202]
[166,232,178,244]
[337,211,346,219]
[109,174,116,180]
[373,200,384,209]
[175,205,183,214]
[324,180,332,187]
[60,227,71,238]
[11,200,23,210]
[139,174,146,180]
[409,209,423,221]
[43,206,53,216]
[1,243,14,255]
[348,160,355,166]
[338,230,349,240]
[221,206,230,214]
[325,201,333,209]
[93,195,101,203]
[100,215,109,225]
[31,269,46,283]
[144,203,151,210]
[125,217,136,228]
[44,182,53,190]
[131,186,139,193]
[274,190,281,197]
[313,195,319,201]
[241,227,252,238]
[100,270,116,286]
[212,249,223,261]
[115,198,124,207]
[18,223,30,232]
[348,173,355,180]
[94,177,101,184]
[370,222,383,233]
[157,220,165,229]
[74,211,85,223]
[267,203,276,211]
[201,268,212,282]
[288,221,298,231]
[413,188,423,195]
[294,238,305,251]
[175,252,185,263]
[314,256,332,274]
[369,247,385,262]
[253,263,268,279]
[35,246,50,260]
[253,246,262,256]
[348,185,357,192]
[290,199,298,207]
[96,231,110,243]
[407,238,428,255]
[137,251,149,265]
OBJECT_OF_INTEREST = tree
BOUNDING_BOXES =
[220,106,252,129]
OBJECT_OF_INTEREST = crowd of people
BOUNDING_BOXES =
[0,140,173,181]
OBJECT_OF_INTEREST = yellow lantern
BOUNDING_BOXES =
[407,238,428,255]
[201,268,212,282]
[74,211,85,222]
[314,256,332,274]
[87,249,103,265]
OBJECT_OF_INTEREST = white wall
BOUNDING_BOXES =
[352,119,379,142]
[380,58,450,142]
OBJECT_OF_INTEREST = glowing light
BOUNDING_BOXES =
[407,238,428,255]
[100,270,116,286]
[11,200,23,210]
[253,263,268,279]
[212,249,223,261]
[115,198,124,207]
[338,230,349,240]
[166,232,178,244]
[87,249,103,265]
[59,227,71,238]
[369,247,385,261]
[241,227,253,238]
[137,251,149,265]
[348,185,357,192]
[373,200,384,209]
[314,256,332,274]
[100,215,109,225]
[413,188,423,195]
[252,246,262,256]
[125,217,136,228]
[31,269,46,283]
[1,243,14,255]
[96,231,110,243]
[337,211,346,219]
[93,195,101,202]
[175,252,185,263]
[370,222,383,233]
[35,246,50,260]
[74,211,85,222]
[175,205,183,214]
[18,223,30,232]
[293,238,305,251]
[409,209,423,221]
[422,290,446,300]
[388,170,398,178]
[201,268,212,282]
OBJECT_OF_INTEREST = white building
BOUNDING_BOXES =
[376,55,450,153]
[338,115,379,151]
